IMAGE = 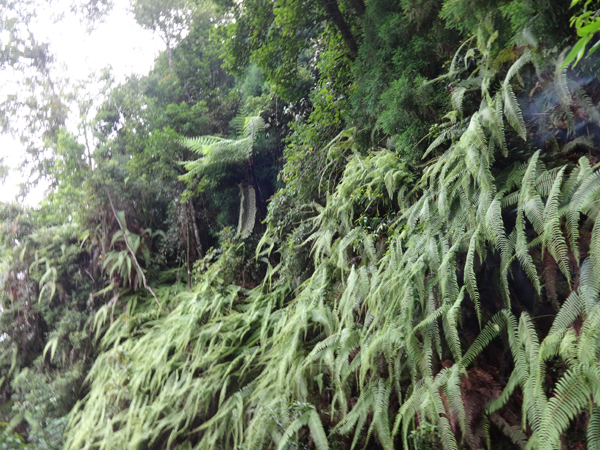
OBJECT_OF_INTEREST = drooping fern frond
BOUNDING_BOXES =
[503,85,527,140]
[537,367,590,449]
[542,166,570,284]
[277,407,328,450]
[588,407,600,450]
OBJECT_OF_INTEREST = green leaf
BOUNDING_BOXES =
[561,34,592,68]
[577,18,600,37]
[307,410,329,450]
[43,337,59,363]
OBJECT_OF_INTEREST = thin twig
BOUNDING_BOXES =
[106,190,160,307]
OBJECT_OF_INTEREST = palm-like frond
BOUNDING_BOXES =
[179,115,264,182]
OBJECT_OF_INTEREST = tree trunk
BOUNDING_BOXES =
[167,43,174,71]
[188,202,203,258]
[186,227,191,289]
[320,0,358,57]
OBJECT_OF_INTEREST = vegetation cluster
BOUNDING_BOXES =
[2,0,600,448]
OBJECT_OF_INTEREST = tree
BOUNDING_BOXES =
[0,0,70,188]
[217,0,364,101]
[131,0,195,70]
[180,115,265,239]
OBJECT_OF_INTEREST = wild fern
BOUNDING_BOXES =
[64,24,600,450]
[180,116,265,240]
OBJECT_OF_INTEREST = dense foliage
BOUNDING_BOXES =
[2,0,600,448]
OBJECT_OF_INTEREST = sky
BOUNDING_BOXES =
[0,1,164,205]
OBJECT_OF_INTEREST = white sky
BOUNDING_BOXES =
[0,1,163,205]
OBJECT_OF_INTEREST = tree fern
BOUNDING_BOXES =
[237,184,257,239]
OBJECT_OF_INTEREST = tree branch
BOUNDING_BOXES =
[320,0,358,57]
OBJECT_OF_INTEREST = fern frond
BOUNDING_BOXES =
[568,170,600,262]
[503,52,531,91]
[588,407,600,450]
[464,226,483,328]
[423,124,464,159]
[503,85,526,140]
[277,409,310,450]
[542,166,570,283]
[538,368,589,449]
[179,135,224,155]
[244,116,266,140]
[591,211,600,281]
[307,410,329,450]
[561,135,595,155]
[489,413,527,449]
[487,368,520,415]
[452,86,467,114]
[463,313,504,366]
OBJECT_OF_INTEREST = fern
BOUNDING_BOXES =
[503,85,527,140]
[277,407,328,450]
[588,407,600,450]
[63,22,600,450]
[538,368,589,448]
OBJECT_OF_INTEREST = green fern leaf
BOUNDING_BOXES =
[543,166,570,283]
[503,85,526,140]
[307,410,329,450]
[538,368,589,448]
[588,407,600,450]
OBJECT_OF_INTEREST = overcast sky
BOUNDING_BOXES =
[0,1,163,205]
